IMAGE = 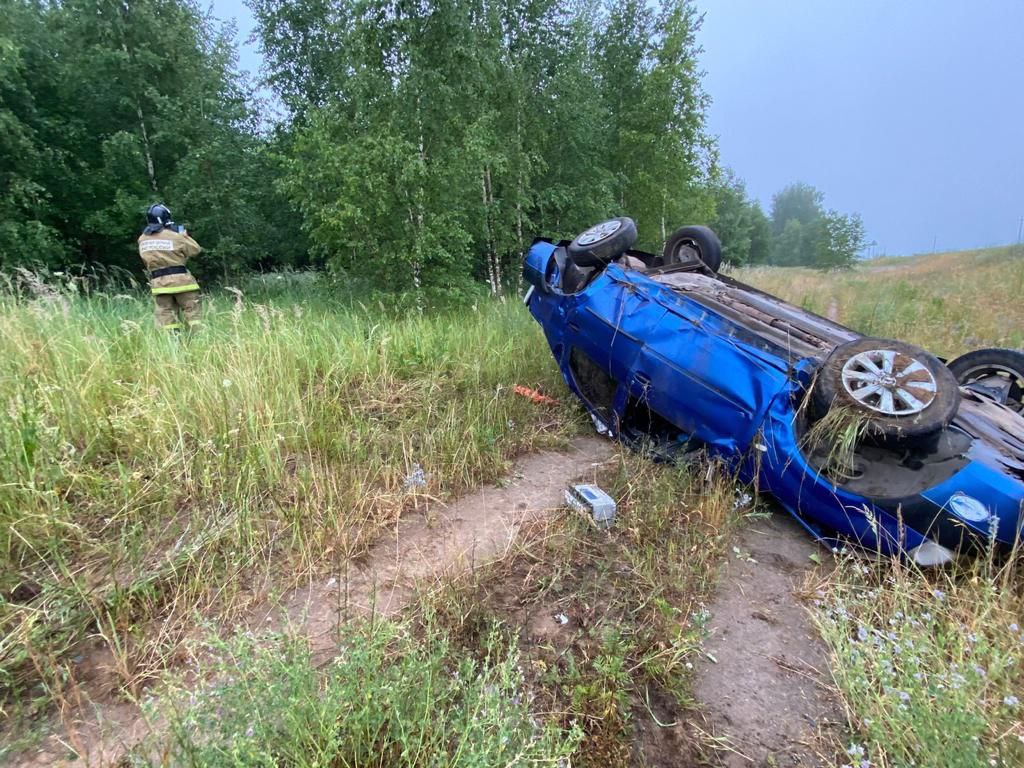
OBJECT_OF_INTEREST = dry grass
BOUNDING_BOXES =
[0,276,577,746]
[737,246,1024,768]
[733,245,1024,357]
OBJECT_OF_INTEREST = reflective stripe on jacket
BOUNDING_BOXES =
[138,229,202,294]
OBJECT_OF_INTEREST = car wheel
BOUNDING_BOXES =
[567,217,638,267]
[812,337,960,442]
[947,348,1024,414]
[663,225,722,273]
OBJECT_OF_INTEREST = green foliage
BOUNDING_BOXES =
[709,169,771,266]
[3,0,869,292]
[769,182,824,234]
[747,201,773,264]
[145,621,580,766]
[0,0,301,275]
[708,176,864,268]
[815,209,866,270]
[814,558,1024,768]
[253,0,714,295]
[766,182,864,269]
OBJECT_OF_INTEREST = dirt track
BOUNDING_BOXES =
[16,437,616,767]
[694,512,843,766]
[15,440,845,767]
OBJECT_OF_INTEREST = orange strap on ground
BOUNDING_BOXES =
[514,385,560,406]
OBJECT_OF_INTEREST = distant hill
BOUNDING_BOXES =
[733,244,1023,357]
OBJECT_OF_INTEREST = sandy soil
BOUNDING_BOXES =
[13,437,616,767]
[693,512,843,767]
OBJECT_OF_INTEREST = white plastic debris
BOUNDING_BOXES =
[589,412,613,438]
[554,613,569,626]
[565,483,617,528]
[733,491,753,510]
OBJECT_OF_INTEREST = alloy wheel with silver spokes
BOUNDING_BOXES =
[577,220,623,246]
[812,337,960,443]
[840,349,938,416]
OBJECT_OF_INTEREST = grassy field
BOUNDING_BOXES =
[0,277,574,736]
[2,246,1023,765]
[733,245,1024,357]
[737,246,1024,768]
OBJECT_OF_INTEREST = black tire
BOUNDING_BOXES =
[567,218,638,267]
[947,348,1024,414]
[812,337,960,442]
[663,225,723,273]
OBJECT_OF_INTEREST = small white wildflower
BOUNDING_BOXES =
[1010,623,1020,633]
[222,378,233,388]
[933,589,946,601]
[847,744,865,759]
[1004,695,1020,708]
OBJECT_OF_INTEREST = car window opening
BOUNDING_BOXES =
[620,395,700,460]
[568,347,617,425]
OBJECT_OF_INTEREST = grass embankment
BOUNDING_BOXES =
[738,246,1024,767]
[735,245,1024,356]
[2,271,746,764]
[0,276,572,735]
[140,457,742,766]
[4,245,1023,765]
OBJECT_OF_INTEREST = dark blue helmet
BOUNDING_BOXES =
[145,203,172,234]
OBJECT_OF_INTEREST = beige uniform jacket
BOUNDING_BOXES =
[137,229,202,294]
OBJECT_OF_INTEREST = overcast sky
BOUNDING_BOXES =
[213,0,1024,256]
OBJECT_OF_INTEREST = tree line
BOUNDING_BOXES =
[1,0,866,298]
[711,178,867,269]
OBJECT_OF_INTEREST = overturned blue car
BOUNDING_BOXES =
[523,217,1024,564]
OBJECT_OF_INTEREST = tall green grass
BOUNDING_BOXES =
[139,618,579,767]
[0,277,573,714]
[815,558,1023,768]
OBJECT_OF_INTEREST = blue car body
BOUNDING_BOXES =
[524,238,1024,561]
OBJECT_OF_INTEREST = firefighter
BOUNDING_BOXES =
[138,203,203,330]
